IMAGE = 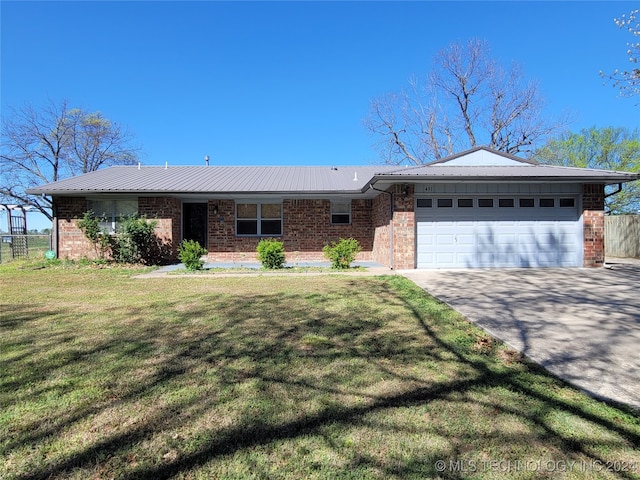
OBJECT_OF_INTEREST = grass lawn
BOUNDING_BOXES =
[1,262,639,479]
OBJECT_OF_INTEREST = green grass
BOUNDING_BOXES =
[1,261,639,479]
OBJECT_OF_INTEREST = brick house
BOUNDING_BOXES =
[27,147,639,269]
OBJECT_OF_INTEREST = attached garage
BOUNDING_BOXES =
[415,185,583,268]
[367,147,639,270]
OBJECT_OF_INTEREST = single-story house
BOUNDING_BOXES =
[27,146,640,269]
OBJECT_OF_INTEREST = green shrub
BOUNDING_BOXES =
[111,215,159,265]
[256,239,286,269]
[323,238,361,269]
[76,211,110,259]
[178,240,208,271]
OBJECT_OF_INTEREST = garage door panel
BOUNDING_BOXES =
[416,197,582,268]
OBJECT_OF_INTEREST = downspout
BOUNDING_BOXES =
[604,183,623,214]
[52,200,59,258]
[369,184,394,270]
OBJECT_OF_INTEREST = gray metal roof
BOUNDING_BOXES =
[26,165,397,195]
[27,160,639,197]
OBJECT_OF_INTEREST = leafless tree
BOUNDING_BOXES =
[365,39,568,165]
[1,99,140,220]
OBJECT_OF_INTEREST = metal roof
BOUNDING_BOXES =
[27,156,639,197]
[26,165,398,195]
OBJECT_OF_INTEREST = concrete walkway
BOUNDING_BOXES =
[134,261,393,278]
[399,259,640,410]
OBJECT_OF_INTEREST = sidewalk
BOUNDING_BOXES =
[134,261,393,278]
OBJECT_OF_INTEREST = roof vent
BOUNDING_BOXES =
[331,166,338,171]
[205,155,210,166]
[353,172,358,181]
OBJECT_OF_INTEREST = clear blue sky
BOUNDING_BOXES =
[1,1,639,230]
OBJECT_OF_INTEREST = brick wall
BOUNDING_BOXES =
[372,192,391,267]
[371,185,415,269]
[139,197,182,259]
[55,197,95,260]
[206,198,375,263]
[582,184,605,267]
[54,196,181,261]
[390,184,415,270]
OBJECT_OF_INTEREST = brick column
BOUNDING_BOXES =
[582,184,605,267]
[391,184,415,270]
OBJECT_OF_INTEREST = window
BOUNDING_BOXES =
[87,198,138,233]
[559,198,575,208]
[540,198,555,208]
[236,203,282,236]
[519,198,535,208]
[478,198,494,208]
[437,198,453,208]
[331,202,351,225]
[457,198,473,208]
[499,198,515,208]
[416,198,432,208]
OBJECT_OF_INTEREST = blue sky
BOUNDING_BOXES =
[1,1,639,230]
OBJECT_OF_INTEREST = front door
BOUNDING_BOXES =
[183,203,208,248]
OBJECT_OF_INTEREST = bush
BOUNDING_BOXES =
[76,211,110,259]
[256,239,286,269]
[178,240,208,271]
[111,215,159,265]
[323,238,361,269]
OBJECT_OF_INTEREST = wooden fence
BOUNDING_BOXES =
[605,215,640,258]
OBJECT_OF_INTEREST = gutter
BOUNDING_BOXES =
[368,183,394,270]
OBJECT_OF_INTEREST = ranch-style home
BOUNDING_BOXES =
[27,147,639,269]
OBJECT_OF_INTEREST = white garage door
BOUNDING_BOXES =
[416,196,582,268]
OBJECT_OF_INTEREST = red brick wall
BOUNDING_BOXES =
[582,184,605,267]
[54,193,410,266]
[371,185,415,269]
[139,197,182,258]
[206,198,375,263]
[390,184,415,270]
[372,192,392,267]
[54,197,95,260]
[54,196,181,261]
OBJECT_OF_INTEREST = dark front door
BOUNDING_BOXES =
[183,203,208,248]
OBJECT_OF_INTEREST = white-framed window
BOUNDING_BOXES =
[331,201,351,225]
[236,202,282,236]
[87,198,138,233]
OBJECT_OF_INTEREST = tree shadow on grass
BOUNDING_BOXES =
[3,277,639,480]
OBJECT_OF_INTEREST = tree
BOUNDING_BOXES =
[601,9,639,98]
[533,127,640,214]
[0,99,140,220]
[365,39,567,165]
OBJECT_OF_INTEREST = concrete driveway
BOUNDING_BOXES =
[400,260,640,410]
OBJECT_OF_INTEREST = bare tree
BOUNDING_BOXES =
[1,100,140,220]
[365,39,567,165]
[601,9,640,99]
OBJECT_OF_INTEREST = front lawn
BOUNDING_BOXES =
[1,263,638,479]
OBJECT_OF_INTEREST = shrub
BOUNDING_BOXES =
[76,211,110,259]
[323,238,361,269]
[111,215,159,264]
[178,240,208,271]
[256,239,286,269]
